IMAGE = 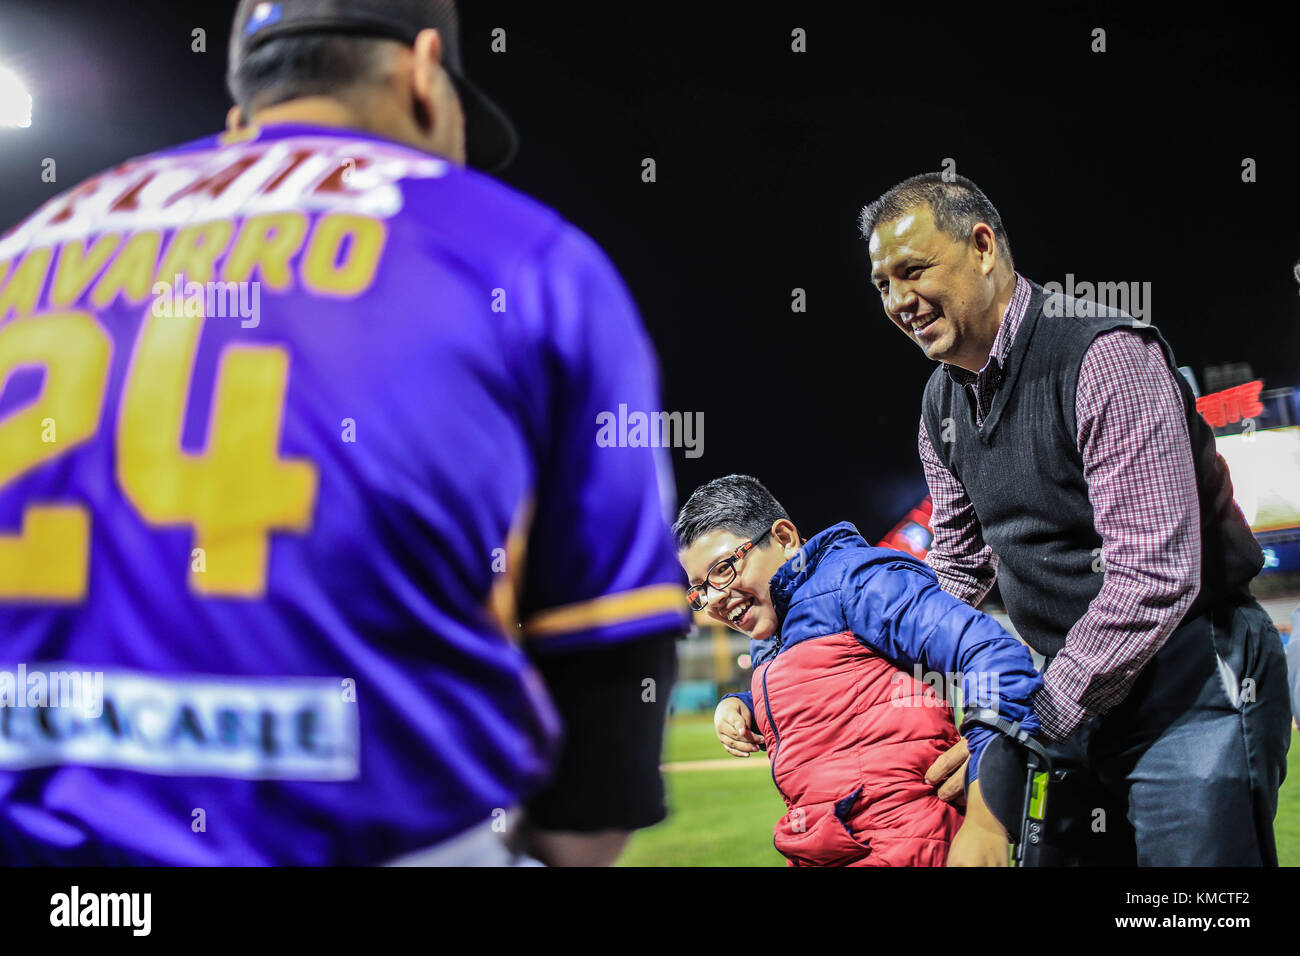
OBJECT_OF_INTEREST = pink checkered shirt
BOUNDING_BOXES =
[918,274,1200,742]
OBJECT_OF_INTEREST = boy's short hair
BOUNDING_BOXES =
[673,475,790,550]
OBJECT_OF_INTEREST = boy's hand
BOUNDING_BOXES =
[947,780,1011,867]
[714,697,763,757]
[925,737,969,806]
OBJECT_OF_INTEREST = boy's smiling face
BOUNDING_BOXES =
[679,520,801,642]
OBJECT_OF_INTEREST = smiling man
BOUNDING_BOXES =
[861,172,1291,865]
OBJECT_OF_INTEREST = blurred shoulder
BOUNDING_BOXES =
[399,164,606,277]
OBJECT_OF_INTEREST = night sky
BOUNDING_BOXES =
[2,1,1297,541]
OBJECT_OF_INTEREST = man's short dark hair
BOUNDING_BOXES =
[227,34,398,115]
[859,172,1014,270]
[673,475,790,550]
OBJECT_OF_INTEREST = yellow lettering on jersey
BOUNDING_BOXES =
[117,304,318,597]
[50,234,123,308]
[302,214,386,297]
[155,219,235,286]
[0,311,111,601]
[222,212,308,291]
[0,248,54,322]
[90,229,162,309]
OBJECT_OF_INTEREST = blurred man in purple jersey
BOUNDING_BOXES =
[0,0,687,865]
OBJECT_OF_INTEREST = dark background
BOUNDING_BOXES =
[1,1,1297,540]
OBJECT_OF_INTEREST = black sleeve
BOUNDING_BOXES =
[525,631,679,832]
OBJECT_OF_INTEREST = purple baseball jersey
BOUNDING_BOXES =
[0,123,688,863]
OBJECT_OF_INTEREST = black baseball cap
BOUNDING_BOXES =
[228,0,518,172]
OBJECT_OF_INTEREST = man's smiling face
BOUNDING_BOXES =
[868,204,999,372]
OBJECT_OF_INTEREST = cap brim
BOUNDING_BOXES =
[451,73,518,173]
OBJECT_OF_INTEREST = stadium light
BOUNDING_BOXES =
[0,65,33,128]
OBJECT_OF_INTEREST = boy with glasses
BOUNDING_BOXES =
[676,475,1043,866]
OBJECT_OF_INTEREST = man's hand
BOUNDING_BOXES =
[947,780,1011,867]
[715,697,763,757]
[925,737,969,806]
[527,829,630,867]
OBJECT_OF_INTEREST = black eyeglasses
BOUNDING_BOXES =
[686,528,771,611]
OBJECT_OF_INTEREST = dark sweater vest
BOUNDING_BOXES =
[921,280,1262,657]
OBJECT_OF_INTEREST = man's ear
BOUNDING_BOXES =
[225,104,245,132]
[972,222,1000,277]
[409,27,445,133]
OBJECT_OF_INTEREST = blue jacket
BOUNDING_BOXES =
[726,523,1042,780]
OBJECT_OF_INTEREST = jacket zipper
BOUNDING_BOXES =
[760,660,792,805]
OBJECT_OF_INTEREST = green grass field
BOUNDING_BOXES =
[619,714,786,867]
[619,715,1300,866]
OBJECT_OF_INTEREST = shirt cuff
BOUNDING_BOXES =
[1031,674,1088,743]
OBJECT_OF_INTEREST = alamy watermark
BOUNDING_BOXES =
[0,664,104,717]
[151,274,261,329]
[596,404,704,459]
[1042,274,1152,327]
[890,665,1001,711]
